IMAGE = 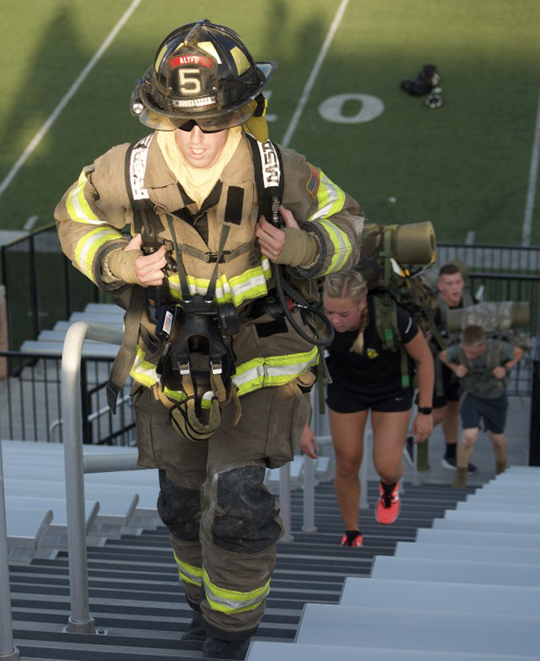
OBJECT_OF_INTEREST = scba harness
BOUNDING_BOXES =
[107,133,331,441]
[152,214,240,442]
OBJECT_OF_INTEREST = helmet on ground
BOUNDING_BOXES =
[131,19,277,132]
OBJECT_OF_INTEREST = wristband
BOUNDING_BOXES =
[418,406,433,415]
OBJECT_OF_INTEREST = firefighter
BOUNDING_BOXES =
[55,19,363,659]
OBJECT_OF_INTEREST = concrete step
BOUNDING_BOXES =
[339,577,540,615]
[295,603,540,656]
[371,555,540,586]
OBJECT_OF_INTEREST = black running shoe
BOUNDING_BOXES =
[441,455,478,475]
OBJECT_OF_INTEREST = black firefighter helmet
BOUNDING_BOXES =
[131,19,277,131]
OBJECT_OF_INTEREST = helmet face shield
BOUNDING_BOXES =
[131,20,276,131]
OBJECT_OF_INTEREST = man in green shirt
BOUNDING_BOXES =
[439,324,524,487]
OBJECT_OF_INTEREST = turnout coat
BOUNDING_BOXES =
[55,131,364,404]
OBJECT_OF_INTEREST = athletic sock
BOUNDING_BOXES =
[445,444,457,460]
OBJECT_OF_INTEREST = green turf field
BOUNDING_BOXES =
[1,0,539,245]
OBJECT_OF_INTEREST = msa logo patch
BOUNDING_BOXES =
[257,141,281,188]
[129,135,153,201]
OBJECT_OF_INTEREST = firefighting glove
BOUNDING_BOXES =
[273,228,319,268]
[106,246,144,284]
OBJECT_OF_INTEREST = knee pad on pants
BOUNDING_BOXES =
[212,465,281,554]
[157,473,201,542]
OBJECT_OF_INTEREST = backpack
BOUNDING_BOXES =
[356,220,446,352]
[446,301,531,351]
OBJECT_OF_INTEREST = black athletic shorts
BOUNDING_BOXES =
[460,392,508,434]
[433,362,461,409]
[327,387,414,414]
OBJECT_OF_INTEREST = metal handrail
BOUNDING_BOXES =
[0,438,20,659]
[49,393,132,442]
[62,321,132,633]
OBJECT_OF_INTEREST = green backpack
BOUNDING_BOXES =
[356,221,446,388]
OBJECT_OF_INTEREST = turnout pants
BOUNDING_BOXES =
[133,379,311,640]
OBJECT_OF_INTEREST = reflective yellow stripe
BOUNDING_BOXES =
[232,347,319,396]
[317,218,352,275]
[130,347,187,401]
[74,228,125,283]
[166,259,272,306]
[306,172,352,275]
[203,569,270,614]
[174,553,203,587]
[129,347,159,388]
[130,347,318,399]
[307,172,346,221]
[66,170,105,225]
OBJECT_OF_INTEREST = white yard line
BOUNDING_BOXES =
[281,0,350,148]
[24,215,39,231]
[522,87,540,246]
[0,0,143,200]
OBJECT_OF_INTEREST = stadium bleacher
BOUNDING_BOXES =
[247,465,540,659]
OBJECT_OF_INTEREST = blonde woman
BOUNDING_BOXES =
[302,270,433,546]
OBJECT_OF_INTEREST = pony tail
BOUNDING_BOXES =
[350,307,369,355]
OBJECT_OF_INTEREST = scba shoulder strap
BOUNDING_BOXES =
[107,136,162,413]
[246,134,334,350]
[245,133,284,223]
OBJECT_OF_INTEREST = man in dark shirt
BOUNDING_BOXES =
[431,264,478,474]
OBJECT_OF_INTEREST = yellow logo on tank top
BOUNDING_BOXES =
[367,347,379,359]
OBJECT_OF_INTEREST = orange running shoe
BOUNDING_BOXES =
[376,481,400,525]
[340,530,363,547]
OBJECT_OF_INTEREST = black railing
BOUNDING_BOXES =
[3,228,540,354]
[1,228,540,445]
[436,243,540,273]
[0,351,135,445]
[1,225,102,352]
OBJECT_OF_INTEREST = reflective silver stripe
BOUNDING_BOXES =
[317,218,351,274]
[167,259,272,305]
[204,572,270,614]
[67,172,105,225]
[232,350,318,394]
[75,228,124,280]
[307,172,346,221]
[174,553,203,586]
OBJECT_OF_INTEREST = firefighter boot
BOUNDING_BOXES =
[203,635,250,659]
[181,609,206,642]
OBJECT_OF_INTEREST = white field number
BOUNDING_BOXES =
[319,93,384,123]
[266,92,385,124]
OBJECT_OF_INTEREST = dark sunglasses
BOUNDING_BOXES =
[177,119,223,134]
